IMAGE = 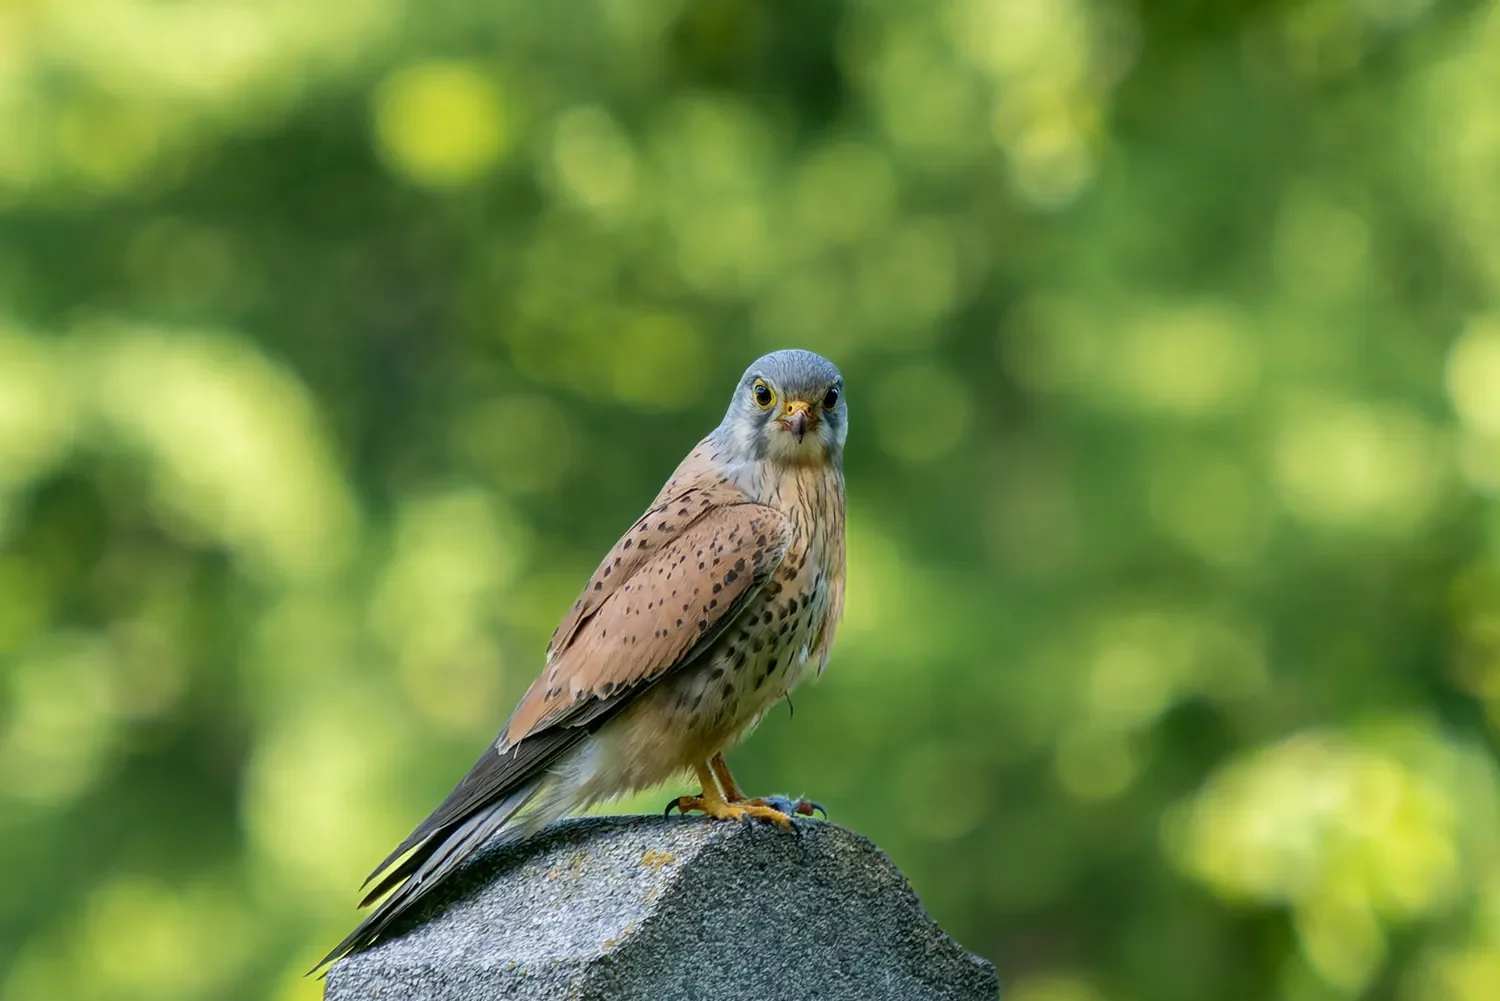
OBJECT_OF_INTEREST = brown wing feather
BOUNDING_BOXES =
[545,441,750,659]
[503,498,791,743]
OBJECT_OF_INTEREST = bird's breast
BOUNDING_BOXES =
[667,562,832,741]
[665,467,843,735]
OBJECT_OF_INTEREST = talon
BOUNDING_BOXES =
[798,800,827,819]
[669,794,789,828]
[665,791,709,817]
[666,766,799,830]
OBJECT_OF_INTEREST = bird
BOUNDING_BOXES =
[313,348,848,972]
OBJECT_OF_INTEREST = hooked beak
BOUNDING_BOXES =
[780,400,812,444]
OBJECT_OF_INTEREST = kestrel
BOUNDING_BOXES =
[315,349,848,970]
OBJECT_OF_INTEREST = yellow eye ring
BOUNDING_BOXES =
[752,380,775,409]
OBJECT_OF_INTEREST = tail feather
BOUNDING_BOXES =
[310,778,542,975]
[359,729,584,890]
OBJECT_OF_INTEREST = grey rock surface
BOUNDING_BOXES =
[324,815,998,1001]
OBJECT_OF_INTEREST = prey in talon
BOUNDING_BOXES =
[313,349,848,973]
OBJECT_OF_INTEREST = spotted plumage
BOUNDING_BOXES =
[315,349,848,972]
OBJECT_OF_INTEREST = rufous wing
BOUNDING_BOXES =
[502,492,791,745]
[544,456,755,662]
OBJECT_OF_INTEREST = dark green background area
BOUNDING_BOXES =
[3,1,1500,999]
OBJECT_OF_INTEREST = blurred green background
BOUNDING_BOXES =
[3,0,1500,999]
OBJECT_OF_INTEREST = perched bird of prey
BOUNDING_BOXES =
[314,349,848,971]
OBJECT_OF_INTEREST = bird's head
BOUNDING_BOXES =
[719,349,846,467]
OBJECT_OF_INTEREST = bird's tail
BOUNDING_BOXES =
[310,777,546,975]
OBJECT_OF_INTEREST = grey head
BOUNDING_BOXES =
[715,349,846,467]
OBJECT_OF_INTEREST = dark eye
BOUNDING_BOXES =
[752,380,774,409]
[822,386,840,410]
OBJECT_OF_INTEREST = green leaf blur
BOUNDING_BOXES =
[3,1,1500,1000]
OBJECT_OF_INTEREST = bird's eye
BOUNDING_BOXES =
[752,380,775,409]
[822,386,840,410]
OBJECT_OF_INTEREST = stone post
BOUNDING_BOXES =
[325,815,998,1000]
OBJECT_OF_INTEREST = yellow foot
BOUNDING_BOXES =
[706,753,827,820]
[664,793,794,830]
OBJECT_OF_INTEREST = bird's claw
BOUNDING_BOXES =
[661,792,815,830]
[664,793,823,819]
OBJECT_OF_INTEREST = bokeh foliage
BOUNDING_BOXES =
[4,0,1500,999]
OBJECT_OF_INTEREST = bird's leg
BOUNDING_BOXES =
[709,752,827,819]
[710,752,748,802]
[664,762,797,829]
